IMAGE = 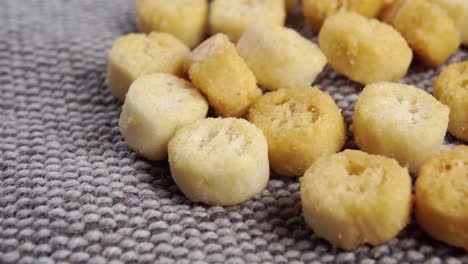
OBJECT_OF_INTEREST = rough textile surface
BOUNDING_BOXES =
[0,1,467,263]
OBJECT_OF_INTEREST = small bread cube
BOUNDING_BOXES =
[136,0,208,48]
[168,118,269,206]
[428,0,468,46]
[318,12,412,85]
[237,22,327,90]
[248,87,346,177]
[119,73,208,160]
[301,150,412,250]
[434,61,468,141]
[106,33,190,101]
[186,33,262,117]
[209,0,286,42]
[351,82,449,173]
[302,0,387,32]
[381,0,460,67]
[415,146,468,250]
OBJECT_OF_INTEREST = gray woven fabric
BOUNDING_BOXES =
[0,0,467,263]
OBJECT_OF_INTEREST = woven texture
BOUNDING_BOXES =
[0,0,467,263]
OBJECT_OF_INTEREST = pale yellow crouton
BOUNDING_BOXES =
[185,33,262,117]
[434,61,468,141]
[319,12,412,85]
[119,73,208,160]
[209,0,286,42]
[237,22,327,90]
[106,33,190,101]
[381,0,460,67]
[416,146,468,250]
[302,0,387,32]
[248,87,346,177]
[427,0,468,46]
[351,82,449,173]
[168,118,269,206]
[301,150,412,250]
[136,0,208,48]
